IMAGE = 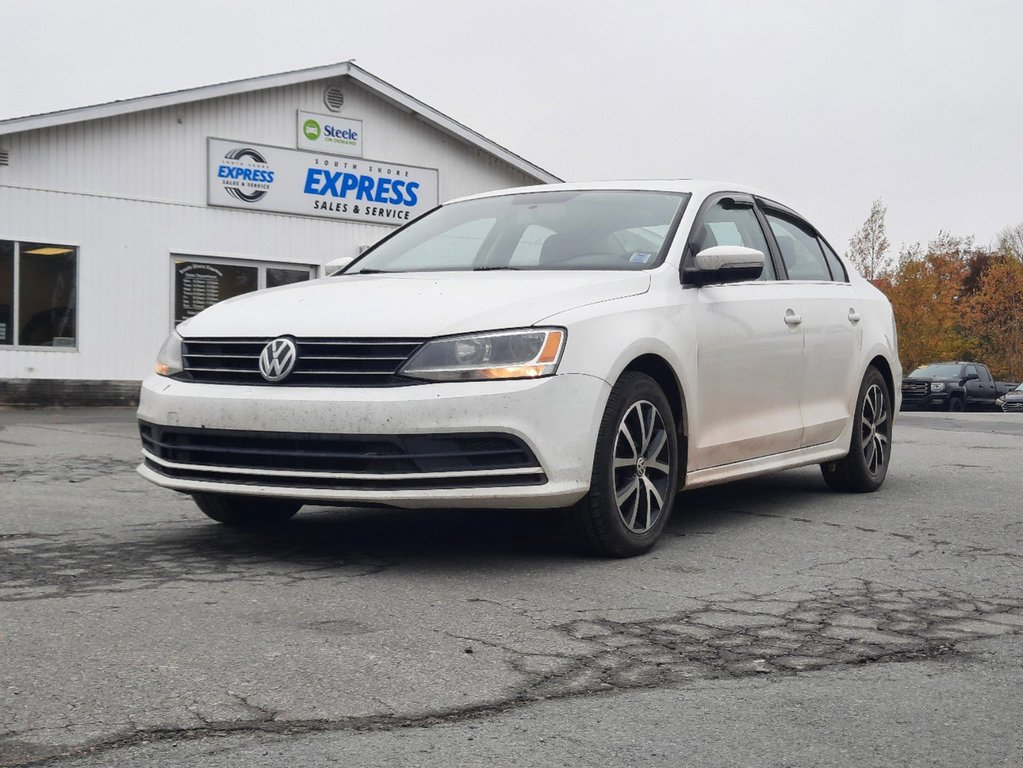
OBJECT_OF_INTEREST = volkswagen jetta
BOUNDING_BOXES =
[138,181,901,556]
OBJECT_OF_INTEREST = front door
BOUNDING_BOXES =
[686,195,805,469]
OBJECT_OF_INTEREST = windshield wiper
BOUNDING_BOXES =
[350,268,396,274]
[472,266,523,271]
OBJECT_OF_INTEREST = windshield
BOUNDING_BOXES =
[909,364,963,379]
[345,190,689,274]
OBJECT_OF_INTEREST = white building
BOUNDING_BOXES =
[0,61,558,404]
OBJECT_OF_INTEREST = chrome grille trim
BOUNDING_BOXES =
[180,337,427,387]
[901,381,929,396]
[142,449,544,481]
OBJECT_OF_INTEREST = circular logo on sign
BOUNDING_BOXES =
[303,119,321,140]
[218,147,275,204]
[258,338,298,382]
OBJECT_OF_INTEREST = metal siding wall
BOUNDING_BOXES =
[0,76,545,381]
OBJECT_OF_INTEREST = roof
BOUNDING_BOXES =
[0,61,561,184]
[449,179,770,204]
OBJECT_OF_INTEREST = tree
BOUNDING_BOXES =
[884,250,970,371]
[995,222,1023,263]
[927,230,976,262]
[847,199,891,280]
[961,256,1023,380]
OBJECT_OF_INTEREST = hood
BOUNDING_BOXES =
[904,377,955,384]
[178,271,651,338]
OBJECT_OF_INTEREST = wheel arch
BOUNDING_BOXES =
[868,354,896,404]
[619,353,688,440]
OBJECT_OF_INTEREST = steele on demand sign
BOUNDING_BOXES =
[207,138,438,226]
[297,110,364,157]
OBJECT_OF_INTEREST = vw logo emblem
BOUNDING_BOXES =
[258,338,298,382]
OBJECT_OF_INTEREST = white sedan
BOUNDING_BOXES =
[138,181,901,557]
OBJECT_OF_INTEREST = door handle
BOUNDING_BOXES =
[784,310,802,326]
[848,308,862,323]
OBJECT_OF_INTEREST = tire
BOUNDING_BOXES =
[572,372,680,557]
[192,493,301,526]
[947,396,965,412]
[820,367,892,493]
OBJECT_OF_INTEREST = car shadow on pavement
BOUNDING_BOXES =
[2,468,837,602]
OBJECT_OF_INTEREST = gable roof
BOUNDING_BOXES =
[0,61,561,183]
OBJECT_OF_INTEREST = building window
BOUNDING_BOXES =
[172,256,314,326]
[0,239,78,348]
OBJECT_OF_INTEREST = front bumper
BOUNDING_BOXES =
[900,392,950,410]
[136,373,610,508]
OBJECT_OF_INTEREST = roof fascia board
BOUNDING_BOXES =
[0,62,357,137]
[0,61,560,183]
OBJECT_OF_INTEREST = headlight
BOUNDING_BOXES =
[930,382,945,392]
[154,331,184,377]
[399,328,565,381]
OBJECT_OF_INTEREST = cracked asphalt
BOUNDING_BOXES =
[1,408,1021,767]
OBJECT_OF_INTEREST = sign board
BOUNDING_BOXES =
[297,110,363,156]
[207,139,439,226]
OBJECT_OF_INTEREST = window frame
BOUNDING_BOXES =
[681,192,782,285]
[755,198,843,283]
[0,237,80,351]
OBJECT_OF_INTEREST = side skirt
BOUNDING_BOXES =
[682,441,848,491]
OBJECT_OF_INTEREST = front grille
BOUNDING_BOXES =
[901,380,929,397]
[180,337,426,387]
[1003,402,1023,413]
[139,421,546,490]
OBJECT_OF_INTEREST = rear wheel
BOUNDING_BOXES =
[821,367,892,493]
[573,372,680,557]
[192,493,301,526]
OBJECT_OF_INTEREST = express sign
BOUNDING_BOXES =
[207,138,439,226]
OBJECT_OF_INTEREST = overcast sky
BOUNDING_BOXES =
[2,0,1021,253]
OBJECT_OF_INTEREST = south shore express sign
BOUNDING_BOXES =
[207,138,439,226]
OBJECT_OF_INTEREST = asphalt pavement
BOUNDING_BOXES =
[1,408,1020,767]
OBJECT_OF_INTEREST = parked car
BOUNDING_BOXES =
[901,362,1019,412]
[996,383,1023,413]
[138,181,902,557]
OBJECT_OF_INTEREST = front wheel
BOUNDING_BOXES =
[192,493,301,526]
[947,396,965,412]
[821,367,892,493]
[573,372,680,557]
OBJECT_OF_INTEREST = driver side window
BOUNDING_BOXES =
[690,201,775,280]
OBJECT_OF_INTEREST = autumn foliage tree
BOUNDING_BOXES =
[960,256,1023,380]
[875,225,1023,380]
[884,242,970,372]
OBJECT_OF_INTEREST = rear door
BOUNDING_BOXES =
[759,204,863,447]
[964,363,996,407]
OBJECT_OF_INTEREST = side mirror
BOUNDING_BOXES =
[324,256,356,276]
[684,245,765,286]
[962,373,979,382]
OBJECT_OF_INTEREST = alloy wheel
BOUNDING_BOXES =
[860,383,890,476]
[612,400,672,533]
